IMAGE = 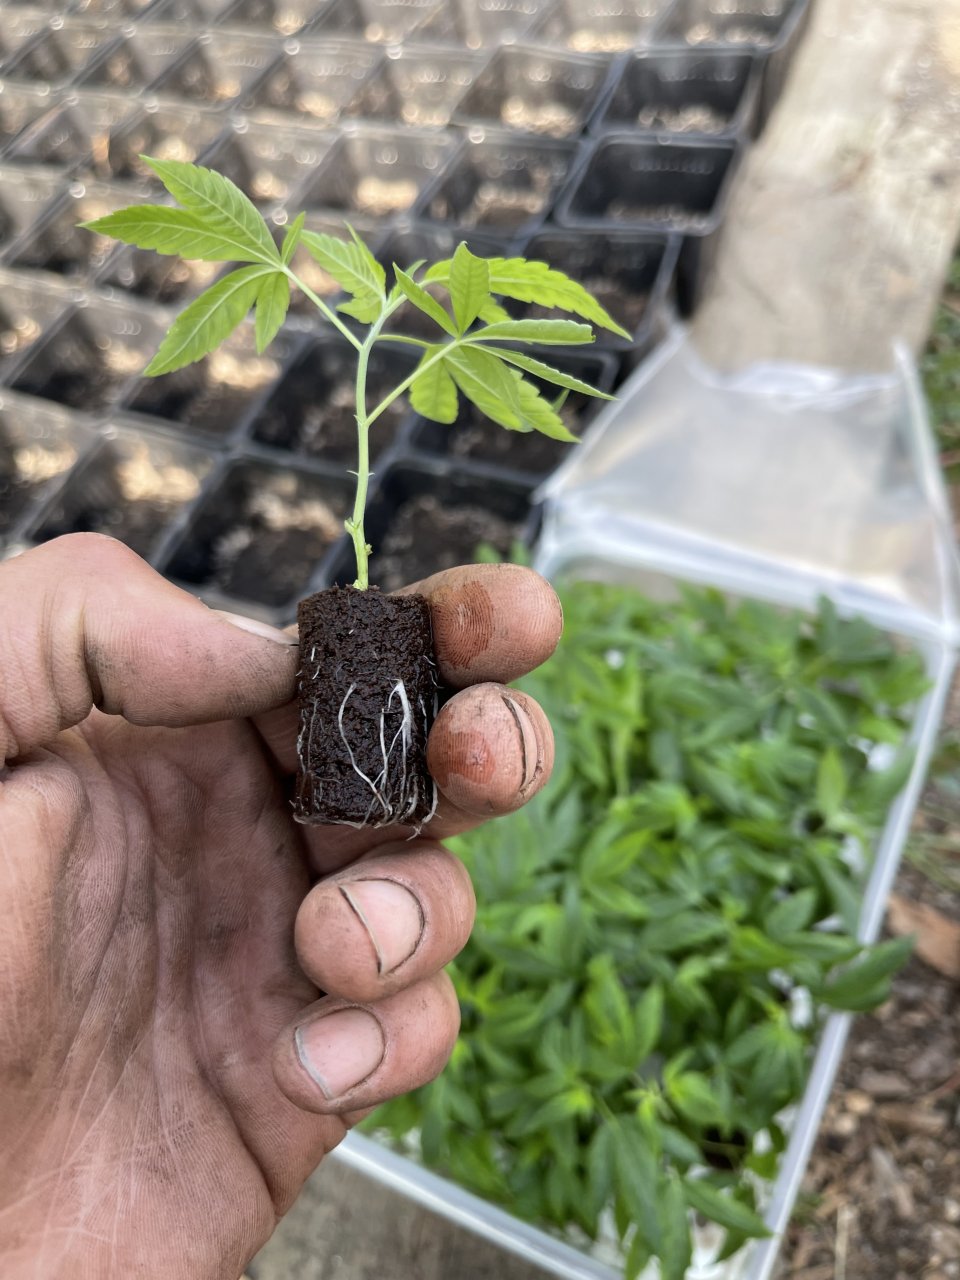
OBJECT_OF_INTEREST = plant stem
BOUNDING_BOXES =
[348,331,375,589]
[366,338,460,429]
[283,267,363,352]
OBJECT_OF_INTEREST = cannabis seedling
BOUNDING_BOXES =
[82,158,628,826]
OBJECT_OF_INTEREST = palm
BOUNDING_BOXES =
[2,713,337,1280]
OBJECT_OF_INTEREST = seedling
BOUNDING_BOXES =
[82,157,628,826]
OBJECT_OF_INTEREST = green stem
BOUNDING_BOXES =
[283,267,363,352]
[347,332,375,589]
[366,338,461,430]
[376,333,432,348]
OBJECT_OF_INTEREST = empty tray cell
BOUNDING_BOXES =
[7,91,140,172]
[0,164,66,255]
[167,459,351,608]
[242,39,379,125]
[518,228,672,336]
[140,0,238,19]
[656,0,802,48]
[76,27,194,93]
[69,0,161,18]
[0,270,76,376]
[0,84,58,155]
[452,45,610,139]
[361,463,533,593]
[297,128,455,232]
[32,428,214,559]
[217,0,327,35]
[375,221,511,339]
[416,0,549,49]
[530,0,669,52]
[418,132,576,235]
[595,49,757,134]
[11,298,169,412]
[124,326,295,440]
[204,121,335,209]
[0,390,94,538]
[411,350,617,476]
[250,337,417,462]
[344,46,482,128]
[153,32,281,107]
[96,246,222,305]
[557,135,737,232]
[3,21,119,88]
[103,103,224,184]
[8,180,151,279]
[0,10,52,71]
[313,0,440,43]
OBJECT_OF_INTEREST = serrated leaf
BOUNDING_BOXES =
[765,888,818,939]
[634,982,664,1061]
[816,747,847,820]
[487,257,632,338]
[80,205,267,263]
[394,266,458,337]
[144,264,274,376]
[478,298,511,324]
[142,157,279,266]
[612,1118,661,1252]
[449,242,490,334]
[301,228,385,323]
[659,1176,693,1280]
[411,344,459,423]
[442,345,525,431]
[684,1179,770,1238]
[254,272,289,353]
[625,1230,652,1280]
[509,369,579,442]
[473,318,595,346]
[819,936,914,1010]
[494,349,615,399]
[281,212,305,265]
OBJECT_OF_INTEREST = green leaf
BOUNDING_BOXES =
[586,1123,614,1217]
[816,747,848,820]
[508,368,579,442]
[472,318,595,346]
[254,272,289,354]
[478,298,511,324]
[442,345,525,431]
[301,228,385,324]
[819,936,914,1010]
[144,264,276,376]
[611,1118,661,1253]
[493,349,615,399]
[667,1071,727,1128]
[633,982,664,1061]
[410,344,459,423]
[79,205,268,264]
[281,212,305,265]
[449,242,490,334]
[765,888,818,939]
[394,266,458,337]
[142,157,279,266]
[659,1175,693,1280]
[625,1230,652,1280]
[683,1179,770,1238]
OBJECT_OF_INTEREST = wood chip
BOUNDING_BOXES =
[859,1069,913,1098]
[869,1145,916,1219]
[876,1102,949,1135]
[887,893,960,980]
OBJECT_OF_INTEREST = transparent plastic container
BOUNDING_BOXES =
[7,178,152,280]
[101,101,225,184]
[0,388,95,540]
[152,31,281,108]
[654,0,806,51]
[240,36,380,125]
[2,20,120,90]
[0,268,78,377]
[0,82,59,154]
[203,119,335,209]
[312,0,443,44]
[415,0,551,49]
[75,26,195,93]
[4,89,141,172]
[344,45,483,128]
[216,0,329,37]
[529,0,670,54]
[451,45,612,140]
[0,162,65,254]
[0,9,53,72]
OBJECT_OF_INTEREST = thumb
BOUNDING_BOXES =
[1,534,298,763]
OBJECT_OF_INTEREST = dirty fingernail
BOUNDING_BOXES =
[501,693,541,794]
[340,880,424,974]
[295,1008,385,1099]
[214,610,297,646]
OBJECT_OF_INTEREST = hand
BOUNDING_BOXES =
[0,534,559,1280]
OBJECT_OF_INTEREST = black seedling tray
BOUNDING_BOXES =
[151,31,282,108]
[294,125,456,235]
[451,45,613,140]
[95,243,223,305]
[74,26,195,93]
[2,21,121,91]
[4,91,142,174]
[202,119,336,209]
[239,38,380,126]
[7,295,171,413]
[247,334,419,464]
[0,269,79,380]
[529,0,672,54]
[0,388,96,540]
[27,423,215,560]
[415,130,578,237]
[409,349,619,479]
[161,454,354,611]
[121,323,301,443]
[343,45,483,128]
[0,163,65,257]
[102,101,226,184]
[329,458,536,594]
[5,179,150,280]
[591,48,760,138]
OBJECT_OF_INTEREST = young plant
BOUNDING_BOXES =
[81,158,627,827]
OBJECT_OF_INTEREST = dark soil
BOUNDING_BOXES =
[371,494,525,593]
[294,586,438,827]
[127,352,281,440]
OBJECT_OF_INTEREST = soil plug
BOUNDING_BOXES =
[81,158,628,825]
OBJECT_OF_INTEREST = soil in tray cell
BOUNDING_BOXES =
[33,432,214,560]
[98,249,221,306]
[250,339,415,463]
[9,183,151,281]
[168,461,351,608]
[105,106,224,184]
[152,34,279,108]
[344,49,480,128]
[0,395,91,537]
[422,139,574,233]
[453,46,609,140]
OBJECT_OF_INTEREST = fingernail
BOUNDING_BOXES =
[340,880,424,974]
[295,1008,385,1099]
[214,610,297,646]
[501,694,542,795]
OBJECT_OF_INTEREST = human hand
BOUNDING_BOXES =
[0,534,559,1280]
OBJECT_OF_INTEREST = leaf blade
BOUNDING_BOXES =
[281,212,305,265]
[683,1179,770,1238]
[472,318,595,346]
[449,242,490,334]
[143,264,274,376]
[394,266,458,337]
[411,345,459,423]
[493,349,615,399]
[79,205,265,263]
[254,272,290,354]
[485,257,632,338]
[301,228,386,323]
[142,157,279,265]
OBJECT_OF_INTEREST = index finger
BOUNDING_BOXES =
[254,563,562,774]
